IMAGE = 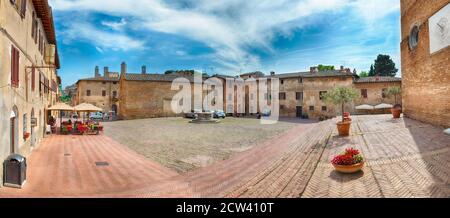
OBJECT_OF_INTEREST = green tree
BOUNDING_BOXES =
[322,87,359,122]
[318,64,335,71]
[369,54,398,77]
[359,71,369,77]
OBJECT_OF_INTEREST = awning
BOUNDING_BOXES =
[374,103,393,109]
[48,103,74,111]
[74,103,102,112]
[355,104,375,110]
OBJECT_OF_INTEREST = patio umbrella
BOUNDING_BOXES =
[74,103,102,121]
[374,103,393,109]
[355,104,375,110]
[47,103,75,131]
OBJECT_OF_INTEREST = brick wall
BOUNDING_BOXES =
[77,80,119,113]
[401,0,450,127]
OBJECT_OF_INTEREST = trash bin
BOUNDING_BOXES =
[3,154,27,188]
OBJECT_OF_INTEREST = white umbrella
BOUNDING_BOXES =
[355,104,375,110]
[47,103,75,131]
[374,103,393,109]
[74,103,102,122]
[74,103,102,112]
[48,102,74,111]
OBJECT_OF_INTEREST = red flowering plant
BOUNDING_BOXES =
[331,148,363,166]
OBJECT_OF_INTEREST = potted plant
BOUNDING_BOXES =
[384,87,402,118]
[322,87,359,136]
[331,148,364,173]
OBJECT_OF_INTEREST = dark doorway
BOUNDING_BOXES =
[296,106,303,118]
[31,108,35,147]
[112,104,118,114]
[10,106,19,154]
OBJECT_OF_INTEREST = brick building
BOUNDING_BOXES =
[0,0,61,186]
[115,64,401,120]
[118,62,214,120]
[401,0,450,127]
[76,66,120,114]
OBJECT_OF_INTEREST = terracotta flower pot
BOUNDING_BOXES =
[333,162,364,173]
[337,121,351,136]
[391,108,402,118]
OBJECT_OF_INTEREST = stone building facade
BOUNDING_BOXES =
[118,63,215,119]
[401,0,450,127]
[116,64,402,120]
[274,67,355,118]
[76,66,120,114]
[0,0,61,186]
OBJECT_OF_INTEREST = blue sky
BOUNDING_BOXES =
[49,0,401,88]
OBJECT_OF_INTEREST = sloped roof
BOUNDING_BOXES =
[32,0,60,68]
[77,77,120,83]
[355,77,401,83]
[124,73,207,82]
[268,70,356,79]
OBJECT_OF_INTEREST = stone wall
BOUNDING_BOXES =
[401,0,450,127]
[354,82,402,106]
[77,80,119,113]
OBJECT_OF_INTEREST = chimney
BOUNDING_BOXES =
[345,68,351,74]
[104,66,109,78]
[142,65,147,74]
[310,66,318,74]
[121,62,127,76]
[340,66,344,71]
[95,66,100,77]
[270,71,275,76]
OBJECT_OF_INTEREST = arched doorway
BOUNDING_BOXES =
[10,106,19,154]
[31,108,35,147]
[112,104,118,115]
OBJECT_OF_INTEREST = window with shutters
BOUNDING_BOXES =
[20,0,26,18]
[309,106,314,111]
[279,92,286,100]
[319,91,327,100]
[87,90,91,96]
[39,72,43,96]
[361,89,368,98]
[112,91,117,98]
[10,0,26,18]
[11,46,20,88]
[296,92,303,100]
[102,90,106,97]
[31,12,36,39]
[382,89,387,98]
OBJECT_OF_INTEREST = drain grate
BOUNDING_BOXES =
[95,161,109,166]
[64,153,71,156]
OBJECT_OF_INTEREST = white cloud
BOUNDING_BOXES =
[49,0,400,72]
[61,22,144,51]
[101,18,127,31]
